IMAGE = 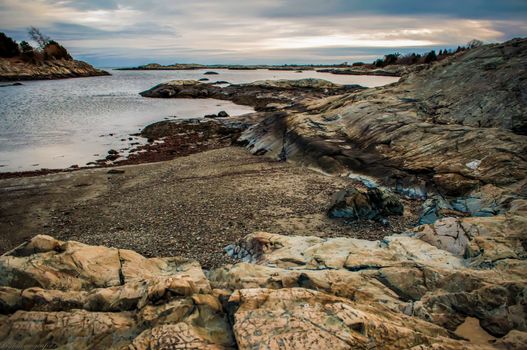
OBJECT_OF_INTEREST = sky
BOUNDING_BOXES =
[1,0,526,67]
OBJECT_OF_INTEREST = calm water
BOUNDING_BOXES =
[0,69,398,172]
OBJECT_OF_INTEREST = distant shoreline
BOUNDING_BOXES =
[116,63,412,77]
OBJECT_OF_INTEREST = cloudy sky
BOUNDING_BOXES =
[1,0,526,67]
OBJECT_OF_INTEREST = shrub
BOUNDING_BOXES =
[424,50,437,63]
[19,41,36,62]
[43,40,72,60]
[0,32,20,57]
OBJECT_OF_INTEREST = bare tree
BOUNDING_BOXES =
[27,26,50,49]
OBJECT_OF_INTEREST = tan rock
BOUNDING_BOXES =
[230,288,485,350]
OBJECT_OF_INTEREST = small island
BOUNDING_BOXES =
[0,28,109,81]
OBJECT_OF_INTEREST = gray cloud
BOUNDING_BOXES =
[0,0,525,66]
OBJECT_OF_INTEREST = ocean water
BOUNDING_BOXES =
[0,69,398,172]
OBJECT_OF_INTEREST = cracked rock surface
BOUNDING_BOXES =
[1,224,526,349]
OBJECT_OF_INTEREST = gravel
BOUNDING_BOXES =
[42,147,420,269]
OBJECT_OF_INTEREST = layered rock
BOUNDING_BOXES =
[0,57,109,81]
[213,230,526,342]
[328,186,404,221]
[239,39,527,198]
[2,232,525,349]
[0,235,234,349]
[141,78,364,111]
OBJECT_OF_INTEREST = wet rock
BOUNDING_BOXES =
[106,154,119,161]
[328,187,403,221]
[217,110,229,118]
[0,82,23,87]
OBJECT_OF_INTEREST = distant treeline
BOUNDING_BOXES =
[0,28,72,62]
[370,39,484,68]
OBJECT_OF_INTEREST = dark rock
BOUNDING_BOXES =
[107,149,118,155]
[254,149,268,156]
[328,187,403,221]
[107,169,125,174]
[0,82,23,87]
[105,154,119,161]
[204,114,218,119]
[198,78,209,81]
[217,111,229,118]
[204,71,219,75]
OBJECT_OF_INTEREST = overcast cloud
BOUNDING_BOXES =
[1,0,526,66]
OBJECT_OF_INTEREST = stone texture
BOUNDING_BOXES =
[212,230,526,341]
[1,230,525,349]
[328,186,404,221]
[0,235,234,349]
[229,288,486,350]
[141,78,364,111]
[239,39,527,196]
[0,57,109,81]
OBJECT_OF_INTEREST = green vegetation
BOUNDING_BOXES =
[0,32,20,57]
[0,28,72,62]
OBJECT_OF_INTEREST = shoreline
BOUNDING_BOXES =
[0,77,363,179]
[117,64,410,77]
[0,121,237,180]
[0,39,525,349]
[0,146,421,268]
[0,57,110,82]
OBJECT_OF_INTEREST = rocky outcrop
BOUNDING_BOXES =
[2,232,525,349]
[141,78,365,111]
[2,38,524,349]
[0,235,234,349]
[317,63,423,77]
[239,39,527,198]
[328,187,404,221]
[0,57,109,81]
[111,118,248,166]
[215,228,526,340]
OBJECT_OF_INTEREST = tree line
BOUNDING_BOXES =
[371,39,484,68]
[0,27,72,62]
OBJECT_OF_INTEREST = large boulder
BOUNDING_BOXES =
[1,232,526,348]
[0,235,234,349]
[328,187,404,221]
[214,231,527,340]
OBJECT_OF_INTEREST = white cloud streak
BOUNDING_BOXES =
[0,0,524,65]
